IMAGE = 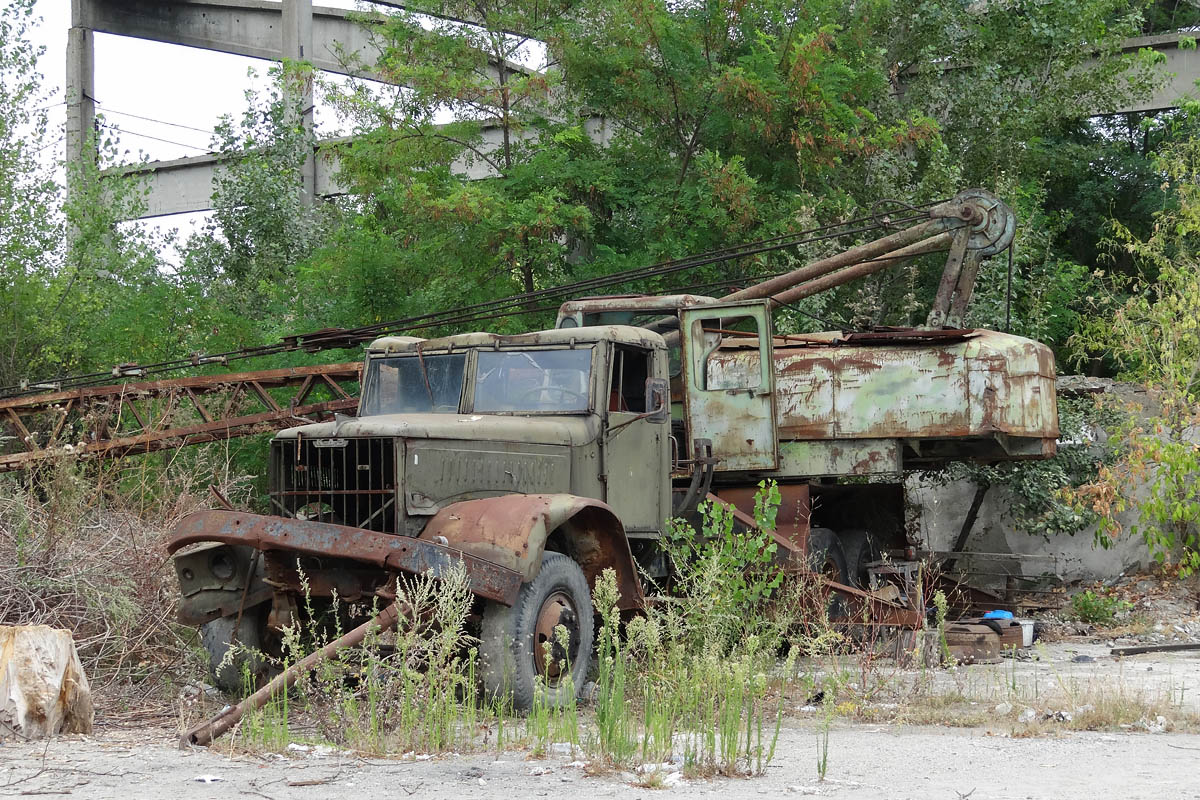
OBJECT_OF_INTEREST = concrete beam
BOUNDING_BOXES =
[106,128,512,218]
[76,0,514,83]
[1101,33,1200,114]
[107,116,618,219]
[107,140,348,218]
[107,114,614,219]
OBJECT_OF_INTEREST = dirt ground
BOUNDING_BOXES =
[7,574,1200,799]
[6,638,1200,800]
[3,713,1199,800]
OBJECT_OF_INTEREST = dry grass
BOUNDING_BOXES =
[0,450,252,701]
[8,457,1198,757]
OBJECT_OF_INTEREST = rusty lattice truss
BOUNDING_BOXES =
[0,363,361,473]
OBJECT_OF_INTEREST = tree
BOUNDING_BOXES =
[1073,136,1200,572]
[301,0,594,339]
[178,63,337,351]
[0,0,62,388]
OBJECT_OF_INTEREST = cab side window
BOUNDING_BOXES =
[689,314,762,391]
[610,346,650,412]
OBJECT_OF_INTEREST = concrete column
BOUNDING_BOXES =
[282,0,316,205]
[65,0,96,180]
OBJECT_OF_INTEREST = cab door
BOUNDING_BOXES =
[602,344,671,533]
[679,300,778,471]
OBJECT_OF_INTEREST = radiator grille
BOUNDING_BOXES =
[269,437,398,533]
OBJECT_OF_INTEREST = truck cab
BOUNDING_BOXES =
[269,325,673,543]
[173,324,683,708]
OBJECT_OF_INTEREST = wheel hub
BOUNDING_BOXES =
[533,591,578,683]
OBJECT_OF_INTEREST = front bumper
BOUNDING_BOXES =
[169,510,523,609]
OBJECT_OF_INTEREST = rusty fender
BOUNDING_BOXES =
[421,494,644,611]
[168,510,521,605]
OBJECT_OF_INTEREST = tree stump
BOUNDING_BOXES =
[0,626,93,739]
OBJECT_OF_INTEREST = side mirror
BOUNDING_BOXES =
[644,378,670,423]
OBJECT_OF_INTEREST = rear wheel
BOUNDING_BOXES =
[806,527,849,621]
[839,528,880,589]
[806,527,849,585]
[479,552,593,711]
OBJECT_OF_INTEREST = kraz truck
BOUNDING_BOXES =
[169,190,1058,711]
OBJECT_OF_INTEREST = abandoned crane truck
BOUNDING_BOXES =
[169,189,1059,712]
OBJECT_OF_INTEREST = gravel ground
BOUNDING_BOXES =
[3,720,1199,800]
[6,640,1200,800]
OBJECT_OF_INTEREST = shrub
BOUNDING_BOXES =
[1070,589,1131,625]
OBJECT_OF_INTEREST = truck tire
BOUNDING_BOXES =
[479,552,593,712]
[805,528,850,622]
[201,610,267,694]
[839,528,880,588]
[806,527,849,586]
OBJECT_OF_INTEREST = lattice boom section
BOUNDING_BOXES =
[0,363,361,473]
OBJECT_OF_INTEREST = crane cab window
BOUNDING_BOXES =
[610,346,650,412]
[689,315,763,391]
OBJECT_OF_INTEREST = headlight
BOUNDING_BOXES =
[209,550,236,581]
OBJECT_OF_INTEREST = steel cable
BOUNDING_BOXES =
[1,200,944,398]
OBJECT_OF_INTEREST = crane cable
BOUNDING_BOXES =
[1,200,944,399]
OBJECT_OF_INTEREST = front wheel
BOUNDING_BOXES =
[479,552,594,711]
[201,609,269,693]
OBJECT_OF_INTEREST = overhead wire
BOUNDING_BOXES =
[0,200,948,398]
[321,207,936,342]
[105,123,212,153]
[97,104,217,137]
[2,205,940,396]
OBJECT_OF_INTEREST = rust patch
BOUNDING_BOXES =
[422,494,644,610]
[850,448,886,474]
[779,356,838,374]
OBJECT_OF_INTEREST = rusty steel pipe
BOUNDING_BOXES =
[179,603,401,748]
[722,209,971,304]
[769,232,955,307]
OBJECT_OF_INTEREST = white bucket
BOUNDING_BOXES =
[1018,620,1034,647]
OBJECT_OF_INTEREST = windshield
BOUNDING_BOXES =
[474,349,592,413]
[360,353,466,415]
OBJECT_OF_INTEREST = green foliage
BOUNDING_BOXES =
[1069,588,1132,625]
[1,0,1195,522]
[939,395,1115,540]
[663,481,784,641]
[1072,138,1200,573]
[0,0,62,386]
[588,482,834,774]
[0,0,1179,394]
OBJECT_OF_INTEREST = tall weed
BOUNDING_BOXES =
[586,482,840,775]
